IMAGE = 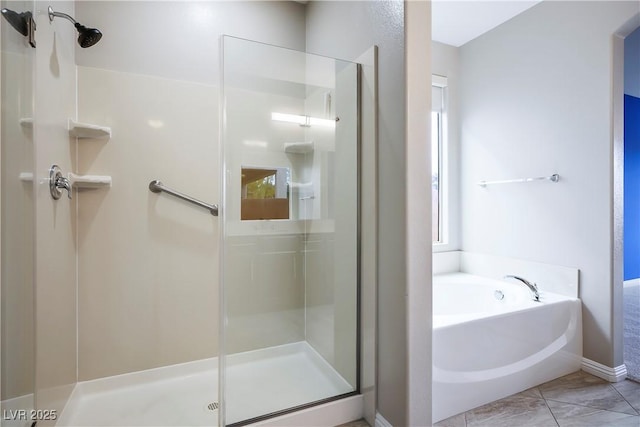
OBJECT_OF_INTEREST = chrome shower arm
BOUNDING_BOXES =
[48,6,76,24]
[46,5,102,48]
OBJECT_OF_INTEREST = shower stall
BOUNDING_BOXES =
[1,2,373,426]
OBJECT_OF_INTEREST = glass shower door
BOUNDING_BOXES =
[220,36,359,425]
[1,0,35,423]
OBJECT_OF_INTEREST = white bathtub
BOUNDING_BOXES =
[432,272,582,423]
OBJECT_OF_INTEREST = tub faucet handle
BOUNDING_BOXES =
[503,275,540,302]
[49,165,72,200]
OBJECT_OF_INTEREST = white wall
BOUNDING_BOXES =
[305,2,410,425]
[459,1,639,367]
[75,1,306,84]
[625,27,640,97]
[77,67,220,380]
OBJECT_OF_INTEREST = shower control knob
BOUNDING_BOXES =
[49,164,72,200]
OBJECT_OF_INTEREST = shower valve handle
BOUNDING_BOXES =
[49,165,72,200]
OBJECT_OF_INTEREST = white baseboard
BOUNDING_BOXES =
[375,412,393,427]
[624,278,640,287]
[582,358,627,382]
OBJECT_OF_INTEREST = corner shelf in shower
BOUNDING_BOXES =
[20,118,33,129]
[68,173,112,189]
[19,172,33,182]
[284,141,314,154]
[68,119,112,139]
[18,172,111,189]
[290,181,313,190]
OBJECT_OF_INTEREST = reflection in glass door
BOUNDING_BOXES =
[220,36,359,425]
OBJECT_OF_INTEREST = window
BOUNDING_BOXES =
[432,109,441,242]
[432,76,447,244]
[241,167,290,220]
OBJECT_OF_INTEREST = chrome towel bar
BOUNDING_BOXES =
[149,180,218,216]
[478,174,560,188]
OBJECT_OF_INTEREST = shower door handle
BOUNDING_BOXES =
[149,180,218,216]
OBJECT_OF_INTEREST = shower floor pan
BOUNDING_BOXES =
[57,341,353,426]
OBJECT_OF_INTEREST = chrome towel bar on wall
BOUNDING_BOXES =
[149,180,218,216]
[477,173,560,188]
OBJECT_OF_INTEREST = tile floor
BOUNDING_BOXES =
[624,283,640,380]
[436,370,640,426]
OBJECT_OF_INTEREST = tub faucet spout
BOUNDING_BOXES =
[504,275,540,301]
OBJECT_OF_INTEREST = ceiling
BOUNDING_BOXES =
[432,0,543,47]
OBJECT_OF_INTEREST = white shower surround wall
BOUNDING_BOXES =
[432,251,582,422]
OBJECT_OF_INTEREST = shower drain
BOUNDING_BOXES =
[207,402,220,411]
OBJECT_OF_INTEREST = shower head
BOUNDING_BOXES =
[74,23,102,48]
[48,6,102,48]
[1,8,32,37]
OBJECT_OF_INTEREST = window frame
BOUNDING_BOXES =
[432,75,448,246]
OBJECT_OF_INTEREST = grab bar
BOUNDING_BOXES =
[478,174,559,188]
[149,180,218,216]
